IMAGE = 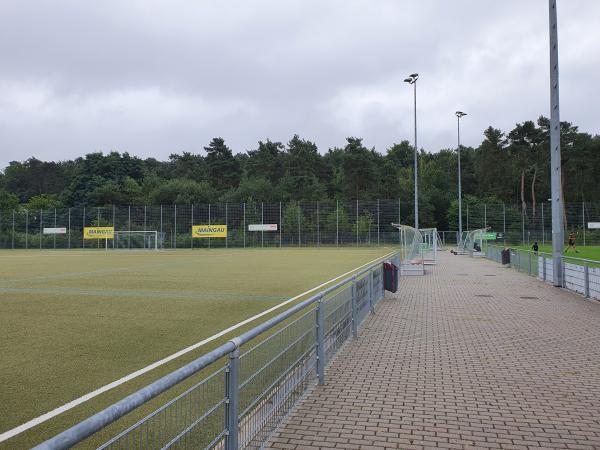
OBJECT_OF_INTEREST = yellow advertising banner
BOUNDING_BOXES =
[192,225,227,238]
[84,227,115,240]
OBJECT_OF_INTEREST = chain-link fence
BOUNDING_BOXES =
[464,202,600,246]
[0,200,598,249]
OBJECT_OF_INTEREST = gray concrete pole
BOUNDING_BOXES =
[549,0,564,286]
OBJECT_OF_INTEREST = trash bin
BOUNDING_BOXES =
[383,262,398,293]
[501,249,511,265]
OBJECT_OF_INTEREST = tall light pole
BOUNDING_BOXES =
[456,111,467,240]
[404,73,419,229]
[549,0,564,286]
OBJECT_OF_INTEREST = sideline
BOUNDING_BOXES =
[0,250,394,443]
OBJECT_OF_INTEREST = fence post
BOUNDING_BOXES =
[317,201,320,247]
[336,200,339,247]
[521,207,525,245]
[261,202,264,248]
[243,203,246,248]
[541,202,545,246]
[528,251,532,276]
[128,205,131,249]
[369,269,375,314]
[466,203,469,231]
[582,201,586,246]
[39,209,42,249]
[225,347,240,450]
[208,203,211,249]
[351,276,358,337]
[356,199,359,247]
[502,203,506,245]
[297,203,301,247]
[225,203,229,249]
[484,203,487,229]
[174,204,177,249]
[191,204,194,249]
[584,263,590,298]
[398,198,401,245]
[316,295,325,385]
[97,207,101,249]
[12,209,15,249]
[377,199,380,246]
[279,202,282,248]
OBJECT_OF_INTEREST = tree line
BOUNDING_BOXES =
[0,116,598,231]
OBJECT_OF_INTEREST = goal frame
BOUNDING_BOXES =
[113,231,159,250]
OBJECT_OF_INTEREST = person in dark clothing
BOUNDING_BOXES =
[565,231,579,253]
[532,242,539,254]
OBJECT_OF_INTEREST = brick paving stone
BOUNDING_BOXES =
[266,253,600,449]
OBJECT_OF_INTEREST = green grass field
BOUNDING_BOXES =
[511,243,600,262]
[0,247,392,449]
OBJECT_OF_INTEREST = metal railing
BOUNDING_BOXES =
[486,244,600,301]
[33,252,399,450]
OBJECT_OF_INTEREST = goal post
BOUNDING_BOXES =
[113,231,160,250]
[419,228,439,265]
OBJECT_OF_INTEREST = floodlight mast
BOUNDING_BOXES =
[549,0,564,286]
[456,111,467,239]
[404,73,419,229]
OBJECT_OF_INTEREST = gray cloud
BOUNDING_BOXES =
[0,0,598,167]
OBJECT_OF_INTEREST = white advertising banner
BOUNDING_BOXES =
[588,222,600,229]
[248,224,278,232]
[43,227,67,235]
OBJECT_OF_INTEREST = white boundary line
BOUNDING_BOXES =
[0,250,394,443]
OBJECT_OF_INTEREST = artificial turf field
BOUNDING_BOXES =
[0,247,392,449]
[511,243,600,261]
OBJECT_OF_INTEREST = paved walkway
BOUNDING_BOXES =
[267,253,600,450]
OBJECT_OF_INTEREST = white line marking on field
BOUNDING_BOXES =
[0,251,394,443]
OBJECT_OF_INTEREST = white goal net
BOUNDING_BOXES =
[392,223,424,275]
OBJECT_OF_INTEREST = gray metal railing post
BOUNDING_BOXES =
[584,263,590,298]
[542,255,547,281]
[528,251,532,276]
[316,295,325,385]
[562,258,566,288]
[351,276,358,337]
[225,347,240,450]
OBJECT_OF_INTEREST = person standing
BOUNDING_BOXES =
[565,231,579,253]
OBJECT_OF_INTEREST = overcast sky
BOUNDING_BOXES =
[0,0,598,168]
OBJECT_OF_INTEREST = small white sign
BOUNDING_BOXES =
[588,222,600,229]
[43,227,67,235]
[248,224,278,232]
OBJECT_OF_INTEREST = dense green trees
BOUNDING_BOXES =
[0,118,598,230]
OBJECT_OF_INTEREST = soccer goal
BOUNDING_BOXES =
[463,228,488,257]
[420,228,442,265]
[392,223,424,275]
[113,231,160,250]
